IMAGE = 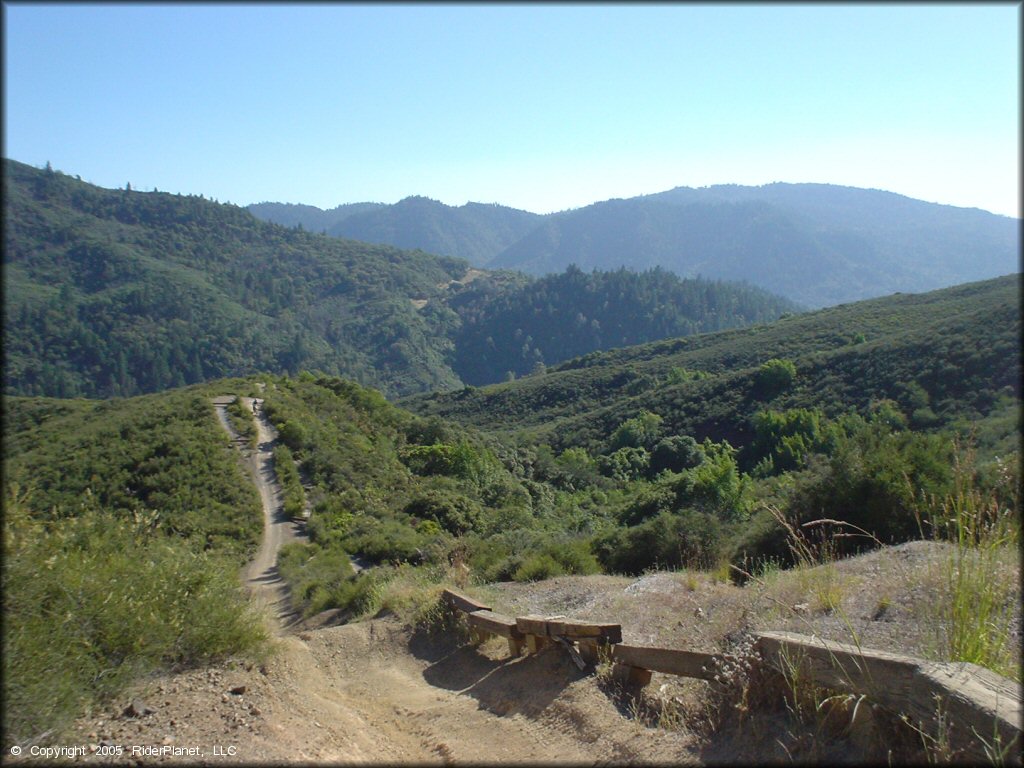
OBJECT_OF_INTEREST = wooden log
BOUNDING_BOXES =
[612,644,730,682]
[465,611,526,658]
[467,610,521,639]
[756,631,1022,761]
[516,615,550,637]
[507,636,525,657]
[525,634,550,654]
[441,588,491,614]
[547,619,623,644]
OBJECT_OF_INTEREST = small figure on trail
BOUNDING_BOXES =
[252,400,258,414]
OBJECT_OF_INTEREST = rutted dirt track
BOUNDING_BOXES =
[64,397,700,764]
[212,395,307,629]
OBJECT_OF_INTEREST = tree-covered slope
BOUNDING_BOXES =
[488,184,1020,307]
[405,275,1021,454]
[449,265,800,384]
[3,159,467,398]
[5,160,804,399]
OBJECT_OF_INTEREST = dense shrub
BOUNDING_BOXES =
[403,490,482,535]
[3,506,265,745]
[594,509,725,575]
[753,358,797,399]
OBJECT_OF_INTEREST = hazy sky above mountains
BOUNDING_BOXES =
[4,3,1019,217]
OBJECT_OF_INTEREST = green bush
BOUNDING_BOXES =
[273,444,306,519]
[3,507,266,745]
[403,490,482,535]
[514,553,564,582]
[594,509,724,575]
[753,358,797,399]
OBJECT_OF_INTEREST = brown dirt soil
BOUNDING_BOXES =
[63,618,698,765]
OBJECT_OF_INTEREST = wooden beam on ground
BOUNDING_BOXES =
[548,619,623,644]
[467,610,525,658]
[467,610,519,638]
[756,631,1022,762]
[516,615,550,638]
[441,588,491,614]
[612,644,730,682]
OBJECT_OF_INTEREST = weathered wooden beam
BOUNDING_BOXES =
[756,631,1022,761]
[467,610,521,639]
[441,588,491,614]
[516,615,550,637]
[548,619,623,644]
[525,634,551,654]
[612,643,730,682]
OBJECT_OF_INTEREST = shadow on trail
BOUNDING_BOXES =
[413,630,585,720]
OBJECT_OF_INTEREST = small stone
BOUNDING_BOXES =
[229,685,247,695]
[793,603,811,615]
[249,706,261,716]
[221,694,231,703]
[124,699,156,718]
[89,745,99,753]
[161,736,174,746]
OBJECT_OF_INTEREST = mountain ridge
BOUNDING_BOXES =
[250,182,1019,308]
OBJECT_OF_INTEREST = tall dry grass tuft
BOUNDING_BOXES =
[918,444,1020,680]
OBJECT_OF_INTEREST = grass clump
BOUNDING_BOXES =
[2,493,266,748]
[919,445,1020,680]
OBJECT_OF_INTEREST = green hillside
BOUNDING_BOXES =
[249,196,541,266]
[405,275,1021,455]
[3,381,269,743]
[5,160,799,399]
[3,159,467,398]
[450,265,799,384]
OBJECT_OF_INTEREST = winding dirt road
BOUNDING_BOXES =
[212,395,308,630]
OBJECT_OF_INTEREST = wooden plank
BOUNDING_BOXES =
[548,619,623,644]
[756,631,1022,760]
[525,634,550,654]
[468,610,521,639]
[516,615,550,637]
[612,643,729,682]
[441,588,491,614]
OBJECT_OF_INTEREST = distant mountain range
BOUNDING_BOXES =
[250,184,1020,308]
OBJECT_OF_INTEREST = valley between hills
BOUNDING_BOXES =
[2,159,1020,763]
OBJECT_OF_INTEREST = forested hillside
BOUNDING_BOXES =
[3,160,468,398]
[407,275,1021,455]
[489,185,1019,307]
[449,265,800,384]
[4,160,798,398]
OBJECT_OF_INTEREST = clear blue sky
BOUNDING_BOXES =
[4,3,1019,216]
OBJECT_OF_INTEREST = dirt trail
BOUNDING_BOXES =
[212,395,308,630]
[64,396,704,764]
